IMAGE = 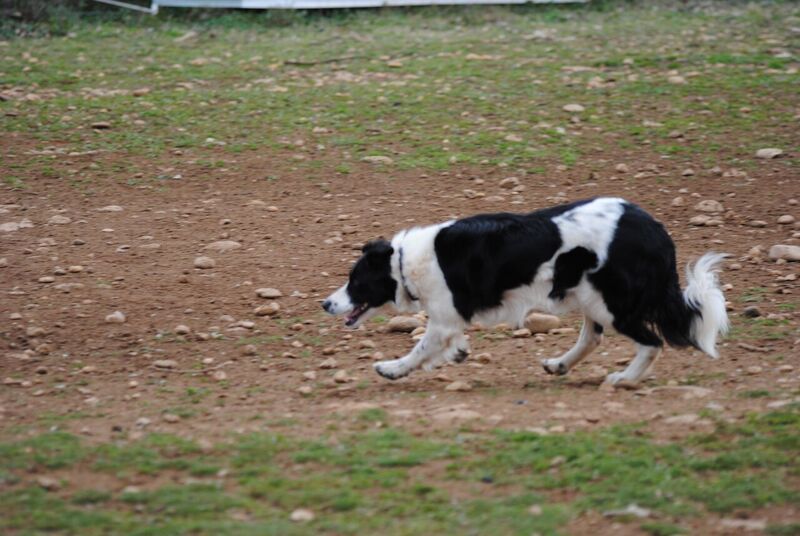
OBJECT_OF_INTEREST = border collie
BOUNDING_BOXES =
[323,197,728,385]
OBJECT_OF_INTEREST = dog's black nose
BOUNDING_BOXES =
[322,299,332,313]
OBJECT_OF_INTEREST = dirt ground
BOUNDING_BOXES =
[2,130,798,442]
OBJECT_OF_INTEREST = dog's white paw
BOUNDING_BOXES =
[374,360,409,381]
[542,358,568,376]
[605,371,637,386]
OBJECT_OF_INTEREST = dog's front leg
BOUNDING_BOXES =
[422,330,470,370]
[374,325,455,380]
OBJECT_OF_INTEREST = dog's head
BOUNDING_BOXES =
[322,239,397,327]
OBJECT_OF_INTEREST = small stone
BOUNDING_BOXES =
[38,276,55,283]
[68,265,84,273]
[512,328,532,338]
[769,245,800,262]
[671,196,685,207]
[681,168,694,176]
[47,215,71,225]
[667,75,686,84]
[387,316,422,333]
[105,311,126,323]
[319,358,337,369]
[91,121,112,129]
[719,519,766,531]
[194,256,215,269]
[0,258,7,268]
[777,215,795,224]
[777,364,794,373]
[96,205,123,212]
[358,339,376,349]
[256,287,283,298]
[476,352,492,363]
[742,306,761,318]
[615,163,629,173]
[241,344,258,356]
[694,199,723,213]
[297,385,313,396]
[528,505,543,516]
[432,408,481,422]
[36,476,61,491]
[333,370,350,383]
[746,366,763,375]
[212,370,227,381]
[664,414,700,425]
[254,302,280,316]
[690,215,711,226]
[748,220,767,228]
[163,413,180,423]
[135,417,151,428]
[603,504,651,519]
[562,103,585,113]
[445,381,472,392]
[205,240,241,253]
[174,324,191,335]
[755,148,783,159]
[499,177,520,189]
[153,359,178,369]
[549,327,576,335]
[524,313,561,333]
[361,155,393,165]
[302,371,317,380]
[290,508,315,522]
[26,326,47,337]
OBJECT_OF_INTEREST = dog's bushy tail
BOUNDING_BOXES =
[683,253,729,357]
[659,252,729,357]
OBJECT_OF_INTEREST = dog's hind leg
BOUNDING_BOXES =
[542,316,603,376]
[374,324,460,380]
[605,320,663,385]
[606,344,661,385]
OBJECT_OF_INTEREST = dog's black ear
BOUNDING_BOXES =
[362,239,394,264]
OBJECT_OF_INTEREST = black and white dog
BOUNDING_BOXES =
[323,197,728,385]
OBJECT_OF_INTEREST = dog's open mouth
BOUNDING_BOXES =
[345,303,369,327]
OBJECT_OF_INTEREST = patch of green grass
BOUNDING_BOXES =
[729,316,793,341]
[2,176,26,189]
[3,1,797,182]
[766,523,800,536]
[0,432,85,471]
[71,489,112,505]
[1,408,798,533]
[739,389,771,399]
